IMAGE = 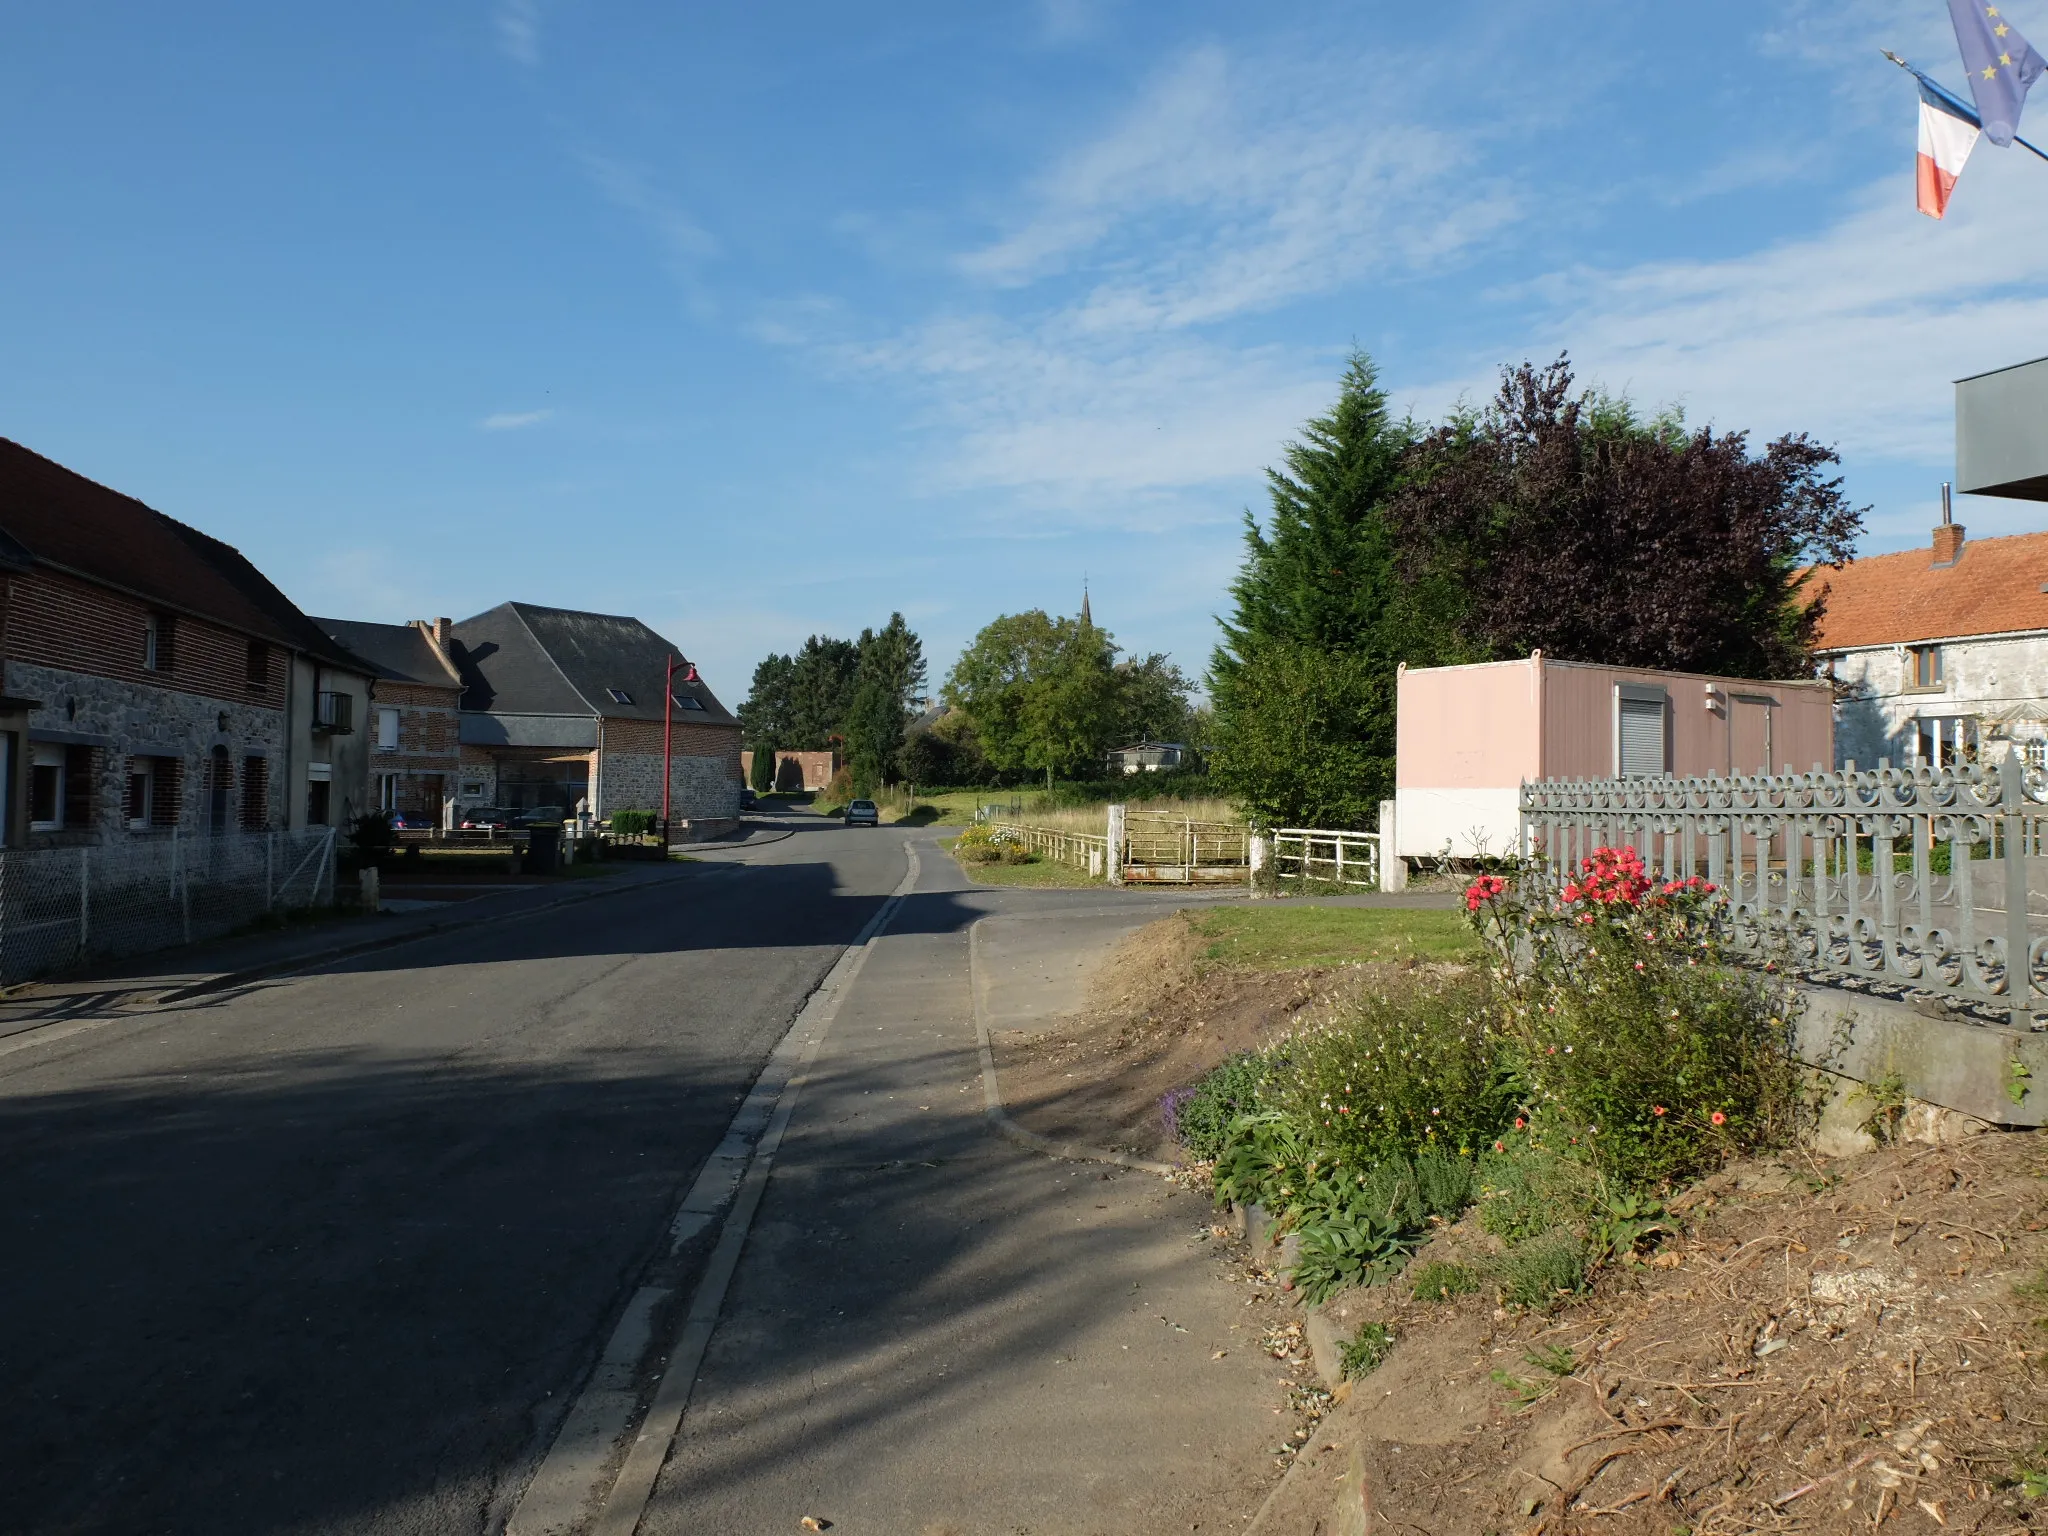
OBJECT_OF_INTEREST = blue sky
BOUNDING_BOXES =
[4,1,2046,705]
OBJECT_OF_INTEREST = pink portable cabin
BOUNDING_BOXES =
[1393,654,1834,860]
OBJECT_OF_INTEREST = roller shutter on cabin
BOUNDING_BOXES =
[1618,697,1666,777]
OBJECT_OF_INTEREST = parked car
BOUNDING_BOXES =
[843,799,879,827]
[461,807,512,830]
[388,811,424,831]
[511,806,566,829]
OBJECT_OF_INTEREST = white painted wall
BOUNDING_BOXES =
[1828,630,2048,768]
[1394,786,1522,859]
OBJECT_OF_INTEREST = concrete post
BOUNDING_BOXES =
[1248,833,1269,898]
[1106,803,1126,886]
[1378,800,1406,892]
[360,865,381,914]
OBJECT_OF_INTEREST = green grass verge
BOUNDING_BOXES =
[937,838,1106,888]
[1183,905,1477,971]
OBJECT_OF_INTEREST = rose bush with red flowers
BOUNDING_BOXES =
[1463,845,1805,1184]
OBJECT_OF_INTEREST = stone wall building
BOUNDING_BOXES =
[738,748,839,792]
[0,438,374,848]
[316,617,465,827]
[448,602,742,835]
[1813,516,2048,769]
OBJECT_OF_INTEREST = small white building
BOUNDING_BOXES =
[1108,740,1186,774]
[1814,514,2048,770]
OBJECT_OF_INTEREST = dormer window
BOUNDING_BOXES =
[607,688,634,705]
[671,694,705,710]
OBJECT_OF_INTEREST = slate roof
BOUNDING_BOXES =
[1806,528,2048,651]
[447,602,736,725]
[313,619,464,689]
[0,437,364,670]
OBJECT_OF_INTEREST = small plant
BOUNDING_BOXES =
[1410,1259,1481,1302]
[1851,1069,1907,1145]
[1290,1209,1420,1303]
[1475,1140,1601,1243]
[1339,1322,1395,1379]
[2012,1056,2034,1107]
[1493,1230,1588,1309]
[1587,1185,1670,1265]
[1172,1054,1271,1160]
[1491,1344,1577,1407]
[609,808,658,838]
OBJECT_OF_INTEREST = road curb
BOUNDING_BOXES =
[967,916,1179,1178]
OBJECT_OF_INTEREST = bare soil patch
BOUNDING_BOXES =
[1257,1131,2048,1534]
[993,911,1422,1162]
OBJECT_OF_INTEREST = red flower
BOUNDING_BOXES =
[1710,1110,1727,1126]
[1493,1140,1506,1153]
[1652,1105,1667,1117]
[1514,1117,1526,1129]
[1464,874,1508,911]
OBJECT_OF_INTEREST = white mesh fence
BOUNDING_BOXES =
[0,828,337,984]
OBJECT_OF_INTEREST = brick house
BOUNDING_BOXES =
[448,602,742,832]
[316,617,465,827]
[0,438,375,847]
[1816,514,2048,770]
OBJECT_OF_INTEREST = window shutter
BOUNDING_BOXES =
[1618,697,1665,776]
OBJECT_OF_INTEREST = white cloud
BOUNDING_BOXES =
[959,45,1518,330]
[577,152,719,299]
[495,0,544,68]
[1398,146,2048,478]
[480,409,553,431]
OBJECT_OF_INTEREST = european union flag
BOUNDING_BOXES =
[1949,0,2045,145]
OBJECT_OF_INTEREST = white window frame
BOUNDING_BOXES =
[127,760,154,830]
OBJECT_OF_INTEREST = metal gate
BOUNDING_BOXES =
[1117,811,1251,884]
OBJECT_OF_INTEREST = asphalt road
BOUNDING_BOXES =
[0,814,908,1535]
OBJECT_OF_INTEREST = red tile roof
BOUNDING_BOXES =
[1805,527,2048,651]
[0,437,360,667]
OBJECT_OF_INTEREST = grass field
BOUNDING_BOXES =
[1182,905,1476,971]
[935,837,1105,888]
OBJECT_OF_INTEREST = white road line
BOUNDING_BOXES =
[506,839,922,1536]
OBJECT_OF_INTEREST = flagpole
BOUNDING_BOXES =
[1884,49,2048,163]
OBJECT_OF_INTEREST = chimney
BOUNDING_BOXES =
[433,616,451,647]
[1932,482,1965,565]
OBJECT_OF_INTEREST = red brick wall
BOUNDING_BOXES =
[5,569,286,708]
[367,682,462,767]
[598,717,742,765]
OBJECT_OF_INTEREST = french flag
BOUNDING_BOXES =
[1918,82,1981,217]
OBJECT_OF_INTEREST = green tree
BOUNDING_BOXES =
[1211,352,1451,825]
[748,743,775,793]
[1389,357,1863,677]
[1209,646,1386,829]
[1112,653,1194,746]
[787,635,862,750]
[844,613,926,790]
[944,610,1123,786]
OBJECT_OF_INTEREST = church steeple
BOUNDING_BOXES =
[1080,581,1092,628]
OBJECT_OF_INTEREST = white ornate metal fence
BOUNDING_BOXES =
[1520,757,2048,1028]
[0,828,337,984]
[1270,828,1381,889]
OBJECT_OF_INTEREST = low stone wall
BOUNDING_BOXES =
[1794,983,2048,1129]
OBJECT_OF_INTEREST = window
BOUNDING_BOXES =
[144,612,176,672]
[241,756,269,829]
[315,691,354,733]
[376,707,400,750]
[307,764,332,826]
[460,780,485,797]
[671,694,705,711]
[127,760,154,828]
[29,744,63,829]
[378,773,400,811]
[246,640,270,690]
[607,688,634,705]
[1617,695,1668,777]
[1909,644,1944,690]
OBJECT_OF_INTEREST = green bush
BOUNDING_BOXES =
[1492,1230,1588,1308]
[1171,1053,1271,1159]
[1468,847,1810,1186]
[1474,1139,1601,1243]
[1291,1209,1420,1303]
[1410,1259,1481,1302]
[609,809,658,838]
[1264,972,1516,1172]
